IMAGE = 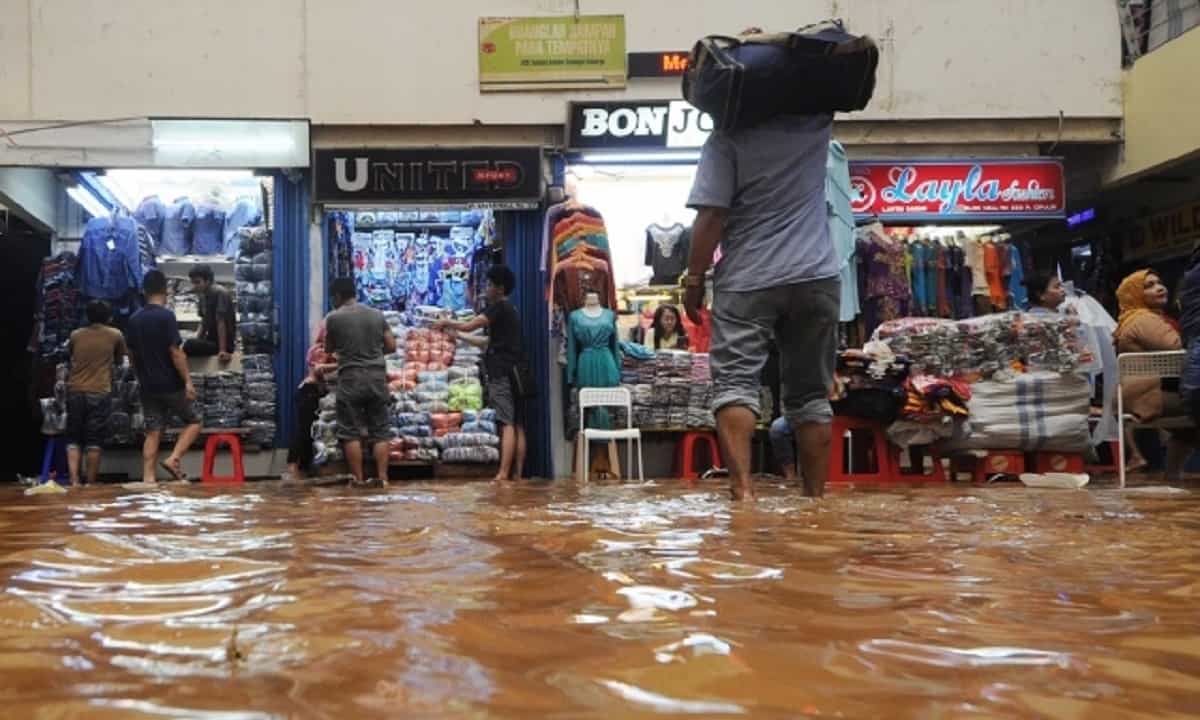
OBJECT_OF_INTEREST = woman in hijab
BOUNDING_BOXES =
[1114,269,1192,480]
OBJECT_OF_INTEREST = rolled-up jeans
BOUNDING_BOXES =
[709,276,840,427]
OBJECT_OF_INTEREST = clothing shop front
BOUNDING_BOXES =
[311,144,552,477]
[10,119,311,480]
[556,99,1075,478]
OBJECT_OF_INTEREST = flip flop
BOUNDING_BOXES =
[159,461,188,483]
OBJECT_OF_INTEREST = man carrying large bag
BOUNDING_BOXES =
[682,22,877,501]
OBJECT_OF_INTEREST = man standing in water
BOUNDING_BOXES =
[126,270,202,484]
[435,265,526,482]
[65,300,126,485]
[683,51,839,500]
[325,277,396,487]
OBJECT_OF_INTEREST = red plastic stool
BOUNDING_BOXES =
[1086,441,1120,475]
[202,433,245,484]
[676,432,722,480]
[952,450,1025,484]
[888,444,948,483]
[828,416,892,484]
[1032,451,1085,474]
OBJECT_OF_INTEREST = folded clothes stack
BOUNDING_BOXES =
[312,392,342,466]
[439,409,501,463]
[242,354,276,446]
[235,226,274,354]
[202,371,244,429]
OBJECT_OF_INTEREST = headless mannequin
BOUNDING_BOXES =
[581,291,603,317]
[574,291,621,480]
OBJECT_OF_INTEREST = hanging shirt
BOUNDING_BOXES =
[826,140,859,322]
[134,195,166,246]
[223,197,263,257]
[78,216,143,301]
[159,197,195,257]
[962,237,990,295]
[644,223,691,285]
[192,199,227,255]
[984,242,1007,310]
[1008,243,1028,309]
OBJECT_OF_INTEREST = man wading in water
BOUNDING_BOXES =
[324,277,397,487]
[683,29,840,500]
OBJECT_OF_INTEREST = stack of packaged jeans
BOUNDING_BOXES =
[312,391,342,466]
[29,253,82,362]
[162,379,204,445]
[105,361,143,447]
[686,354,715,428]
[439,409,500,463]
[235,226,274,354]
[202,371,244,429]
[241,354,277,447]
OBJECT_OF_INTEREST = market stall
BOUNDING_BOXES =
[311,145,547,477]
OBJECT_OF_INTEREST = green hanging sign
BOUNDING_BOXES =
[478,15,627,92]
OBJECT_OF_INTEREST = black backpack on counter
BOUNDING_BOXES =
[682,20,879,131]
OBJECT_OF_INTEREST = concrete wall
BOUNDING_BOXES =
[1107,27,1200,184]
[0,0,1122,125]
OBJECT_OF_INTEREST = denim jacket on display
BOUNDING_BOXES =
[193,199,227,256]
[160,197,195,256]
[223,196,263,257]
[134,195,166,245]
[79,215,143,300]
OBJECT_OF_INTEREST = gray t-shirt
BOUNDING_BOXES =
[687,114,837,292]
[325,302,389,373]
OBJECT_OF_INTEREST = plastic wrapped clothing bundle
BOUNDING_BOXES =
[944,371,1092,452]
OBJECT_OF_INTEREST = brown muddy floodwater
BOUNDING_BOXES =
[1,480,1199,719]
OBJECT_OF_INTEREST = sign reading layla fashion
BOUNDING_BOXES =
[849,160,1066,221]
[478,15,626,91]
[312,147,542,204]
[1122,198,1200,260]
[568,100,713,150]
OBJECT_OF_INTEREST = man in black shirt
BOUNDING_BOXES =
[185,264,236,362]
[436,265,526,482]
[126,270,201,484]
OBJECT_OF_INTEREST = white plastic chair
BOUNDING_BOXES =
[578,387,644,483]
[1117,350,1189,489]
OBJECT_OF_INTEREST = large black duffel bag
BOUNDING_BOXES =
[682,20,879,131]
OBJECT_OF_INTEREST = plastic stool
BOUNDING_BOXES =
[889,444,948,483]
[676,432,722,480]
[1086,441,1120,475]
[1032,452,1085,474]
[40,436,66,484]
[828,416,892,484]
[952,450,1025,484]
[202,433,245,484]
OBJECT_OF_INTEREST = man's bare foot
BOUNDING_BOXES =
[351,477,386,488]
[730,480,756,501]
[493,475,513,483]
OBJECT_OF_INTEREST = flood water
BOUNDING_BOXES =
[2,480,1199,719]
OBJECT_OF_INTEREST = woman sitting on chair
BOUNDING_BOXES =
[1114,269,1193,481]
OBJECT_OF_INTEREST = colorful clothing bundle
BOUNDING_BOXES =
[544,202,617,327]
[871,313,1090,381]
[334,210,492,313]
[854,226,1027,339]
[28,253,83,362]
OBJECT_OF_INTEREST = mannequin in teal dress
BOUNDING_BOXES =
[567,292,621,428]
